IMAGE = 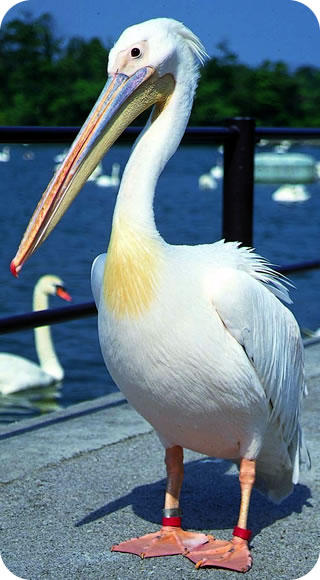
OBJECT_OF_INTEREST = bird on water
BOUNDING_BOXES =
[0,275,71,394]
[10,18,310,572]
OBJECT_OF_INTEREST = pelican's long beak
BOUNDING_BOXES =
[11,66,174,276]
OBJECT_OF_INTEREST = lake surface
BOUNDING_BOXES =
[0,142,319,422]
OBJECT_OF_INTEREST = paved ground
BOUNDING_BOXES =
[0,343,319,580]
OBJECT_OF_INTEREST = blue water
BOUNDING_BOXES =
[0,142,319,422]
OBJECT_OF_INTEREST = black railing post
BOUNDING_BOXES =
[223,117,256,247]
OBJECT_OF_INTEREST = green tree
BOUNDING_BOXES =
[0,13,319,127]
[0,13,61,123]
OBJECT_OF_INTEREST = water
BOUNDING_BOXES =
[0,142,319,422]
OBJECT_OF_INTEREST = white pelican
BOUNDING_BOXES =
[10,18,310,572]
[95,162,121,188]
[0,275,71,395]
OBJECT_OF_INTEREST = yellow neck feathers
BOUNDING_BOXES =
[103,218,161,318]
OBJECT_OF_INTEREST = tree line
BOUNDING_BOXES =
[0,13,319,127]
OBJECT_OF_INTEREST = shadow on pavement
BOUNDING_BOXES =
[76,457,312,537]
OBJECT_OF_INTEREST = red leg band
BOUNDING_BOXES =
[162,516,182,527]
[233,526,252,541]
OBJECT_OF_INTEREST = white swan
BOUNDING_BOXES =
[0,275,71,395]
[87,162,103,181]
[198,162,223,190]
[0,147,10,162]
[198,172,217,190]
[95,163,121,187]
[53,149,68,163]
[272,184,310,203]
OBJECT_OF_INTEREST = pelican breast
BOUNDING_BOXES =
[103,218,163,318]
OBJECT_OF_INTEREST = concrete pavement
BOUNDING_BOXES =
[0,342,319,579]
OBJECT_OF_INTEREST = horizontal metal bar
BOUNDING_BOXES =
[277,260,320,275]
[303,335,320,347]
[0,125,80,143]
[0,125,235,145]
[0,302,97,335]
[1,125,319,145]
[0,261,319,335]
[256,127,320,140]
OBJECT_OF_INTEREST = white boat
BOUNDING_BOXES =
[255,152,317,184]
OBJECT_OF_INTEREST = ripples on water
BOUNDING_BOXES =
[0,143,319,422]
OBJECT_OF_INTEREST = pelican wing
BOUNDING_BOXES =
[91,253,106,307]
[210,252,305,449]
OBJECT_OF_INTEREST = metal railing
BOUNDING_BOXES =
[0,119,319,334]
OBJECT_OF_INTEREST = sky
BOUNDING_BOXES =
[1,0,320,69]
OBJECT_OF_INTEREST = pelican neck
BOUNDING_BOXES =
[113,77,195,233]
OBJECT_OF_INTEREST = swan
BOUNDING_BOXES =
[272,184,310,203]
[54,159,103,181]
[87,162,103,181]
[198,172,217,190]
[210,163,223,179]
[10,18,310,572]
[0,275,71,395]
[198,161,223,190]
[53,149,68,163]
[95,163,121,187]
[0,147,10,162]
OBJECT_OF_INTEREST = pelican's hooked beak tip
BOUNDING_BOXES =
[10,259,20,278]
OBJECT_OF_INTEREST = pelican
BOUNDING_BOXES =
[0,275,71,395]
[10,19,310,572]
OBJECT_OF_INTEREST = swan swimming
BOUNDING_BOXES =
[0,275,71,395]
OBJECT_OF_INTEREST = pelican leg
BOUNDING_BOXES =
[111,445,209,558]
[185,457,255,572]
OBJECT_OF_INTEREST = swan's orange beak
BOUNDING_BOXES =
[56,286,72,302]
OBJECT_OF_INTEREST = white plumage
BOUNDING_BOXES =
[93,239,308,501]
[91,19,308,501]
[11,18,310,570]
[0,275,70,394]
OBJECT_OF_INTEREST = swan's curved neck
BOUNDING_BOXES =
[113,77,195,233]
[33,286,63,380]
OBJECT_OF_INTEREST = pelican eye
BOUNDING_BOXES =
[131,47,141,58]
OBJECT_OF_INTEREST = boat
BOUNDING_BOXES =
[255,153,318,184]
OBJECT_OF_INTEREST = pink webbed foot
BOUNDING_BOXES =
[185,536,252,572]
[111,525,210,558]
